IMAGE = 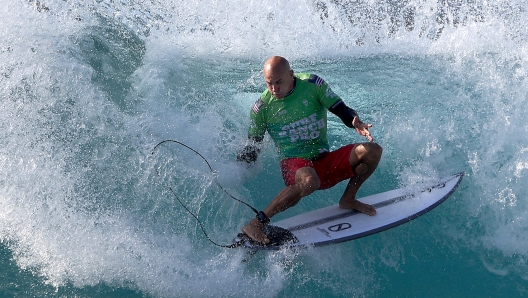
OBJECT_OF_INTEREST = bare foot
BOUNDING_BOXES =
[241,218,269,244]
[339,199,376,216]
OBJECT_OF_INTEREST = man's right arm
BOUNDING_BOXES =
[236,136,263,163]
[237,95,267,163]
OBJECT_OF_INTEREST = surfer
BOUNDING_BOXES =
[237,56,382,244]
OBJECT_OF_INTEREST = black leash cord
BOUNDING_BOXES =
[166,186,239,248]
[151,139,258,248]
[152,140,259,214]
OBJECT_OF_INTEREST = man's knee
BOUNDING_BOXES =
[367,142,383,159]
[296,169,321,195]
[355,142,383,161]
[305,174,321,190]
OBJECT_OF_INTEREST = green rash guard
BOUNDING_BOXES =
[248,73,342,160]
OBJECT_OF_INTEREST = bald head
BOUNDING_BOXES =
[263,56,295,99]
[264,56,291,74]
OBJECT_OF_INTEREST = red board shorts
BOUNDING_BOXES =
[280,144,355,190]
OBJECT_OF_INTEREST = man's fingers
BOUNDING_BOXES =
[353,116,374,141]
[364,131,374,142]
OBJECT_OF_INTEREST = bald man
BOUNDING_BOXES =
[237,56,383,244]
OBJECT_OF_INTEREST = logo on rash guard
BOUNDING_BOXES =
[278,113,325,143]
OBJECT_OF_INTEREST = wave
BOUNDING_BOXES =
[1,0,528,297]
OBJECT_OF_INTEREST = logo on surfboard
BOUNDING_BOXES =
[328,223,352,232]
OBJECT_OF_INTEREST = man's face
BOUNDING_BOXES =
[264,68,294,99]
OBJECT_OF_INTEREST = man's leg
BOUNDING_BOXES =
[339,142,382,214]
[242,166,320,244]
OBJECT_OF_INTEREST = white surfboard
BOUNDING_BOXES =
[234,172,464,250]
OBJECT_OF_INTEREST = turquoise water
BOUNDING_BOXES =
[1,0,528,297]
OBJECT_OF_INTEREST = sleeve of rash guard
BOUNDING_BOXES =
[328,100,358,128]
[308,74,358,128]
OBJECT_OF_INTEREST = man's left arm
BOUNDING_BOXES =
[313,75,374,141]
[329,100,374,142]
[328,100,358,128]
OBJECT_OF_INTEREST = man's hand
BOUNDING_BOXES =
[236,142,261,164]
[352,116,374,142]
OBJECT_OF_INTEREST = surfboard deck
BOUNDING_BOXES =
[233,172,464,250]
